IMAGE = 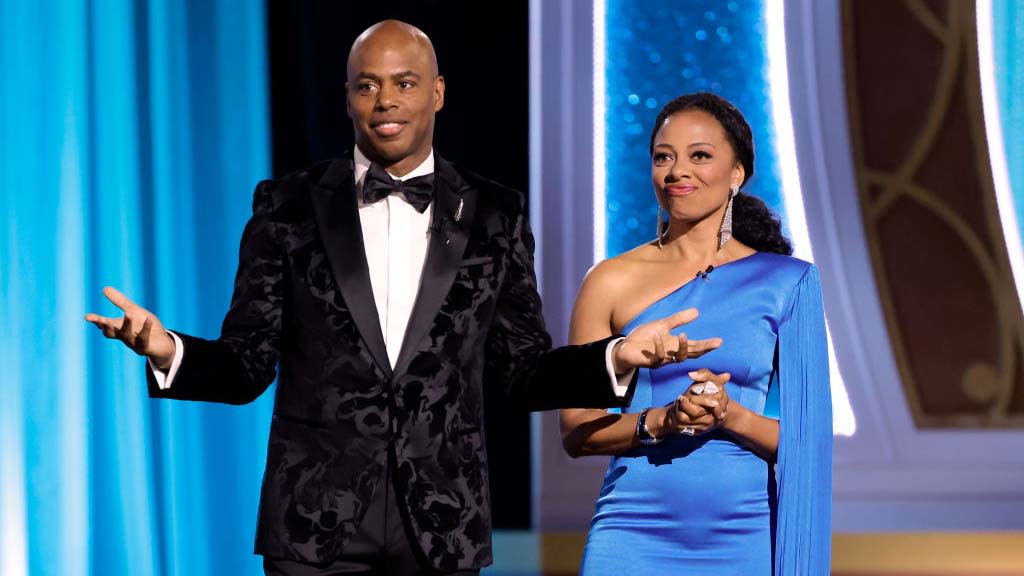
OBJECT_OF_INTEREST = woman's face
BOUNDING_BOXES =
[651,109,744,225]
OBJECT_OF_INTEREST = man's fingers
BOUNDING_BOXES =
[103,286,138,313]
[663,308,698,329]
[93,319,122,340]
[685,337,722,358]
[135,315,153,352]
[87,315,124,338]
[85,313,119,329]
[117,313,135,343]
[653,331,666,364]
[673,333,688,363]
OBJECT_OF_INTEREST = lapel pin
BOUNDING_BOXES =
[454,198,464,223]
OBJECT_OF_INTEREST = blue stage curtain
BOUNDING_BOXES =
[0,1,271,575]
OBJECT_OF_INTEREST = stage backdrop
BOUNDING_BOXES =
[0,1,271,575]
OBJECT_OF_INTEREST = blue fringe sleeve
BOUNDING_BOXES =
[774,264,832,575]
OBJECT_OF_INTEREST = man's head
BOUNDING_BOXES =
[346,20,445,176]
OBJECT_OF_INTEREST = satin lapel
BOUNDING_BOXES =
[310,158,393,378]
[393,156,477,376]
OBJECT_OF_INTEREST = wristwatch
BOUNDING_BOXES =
[636,408,663,445]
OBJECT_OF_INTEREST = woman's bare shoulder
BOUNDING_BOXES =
[581,242,660,293]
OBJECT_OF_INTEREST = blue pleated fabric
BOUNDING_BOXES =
[580,252,832,575]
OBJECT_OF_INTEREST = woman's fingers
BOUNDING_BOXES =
[676,395,708,420]
[688,393,720,410]
[664,396,720,435]
[690,413,716,429]
[714,395,729,421]
[670,412,716,434]
[688,369,714,383]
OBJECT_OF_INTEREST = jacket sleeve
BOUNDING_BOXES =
[774,264,833,574]
[484,205,636,412]
[147,180,283,405]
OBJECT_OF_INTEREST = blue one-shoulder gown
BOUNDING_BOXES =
[580,252,832,575]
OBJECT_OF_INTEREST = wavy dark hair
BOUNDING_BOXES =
[649,92,793,255]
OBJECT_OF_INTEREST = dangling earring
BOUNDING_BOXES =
[718,184,739,250]
[657,206,667,249]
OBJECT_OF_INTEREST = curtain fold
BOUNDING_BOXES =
[0,1,271,574]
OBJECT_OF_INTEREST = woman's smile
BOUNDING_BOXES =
[664,183,699,197]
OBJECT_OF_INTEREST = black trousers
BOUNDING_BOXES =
[263,458,480,576]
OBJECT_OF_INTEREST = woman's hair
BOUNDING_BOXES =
[649,92,793,256]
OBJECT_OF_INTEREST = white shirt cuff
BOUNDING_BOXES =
[148,331,183,390]
[605,337,635,398]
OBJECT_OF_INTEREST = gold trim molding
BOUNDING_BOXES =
[843,0,1024,427]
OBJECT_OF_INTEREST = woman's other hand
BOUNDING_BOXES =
[656,369,732,436]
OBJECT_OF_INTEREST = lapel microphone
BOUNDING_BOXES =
[696,265,715,280]
[430,217,454,245]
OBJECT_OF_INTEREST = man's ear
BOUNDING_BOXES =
[345,82,352,118]
[434,76,445,112]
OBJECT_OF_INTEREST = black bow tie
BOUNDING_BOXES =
[361,162,435,213]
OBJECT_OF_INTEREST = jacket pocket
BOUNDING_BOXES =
[459,256,494,267]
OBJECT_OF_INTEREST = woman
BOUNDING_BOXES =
[561,92,832,574]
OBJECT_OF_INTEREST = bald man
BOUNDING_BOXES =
[87,20,714,575]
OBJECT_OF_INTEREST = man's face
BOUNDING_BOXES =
[346,30,445,176]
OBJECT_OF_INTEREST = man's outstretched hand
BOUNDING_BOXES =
[85,286,176,371]
[611,308,722,373]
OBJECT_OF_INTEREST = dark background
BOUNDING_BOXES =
[267,0,532,528]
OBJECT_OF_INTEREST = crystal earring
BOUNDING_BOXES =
[657,205,667,249]
[718,184,739,250]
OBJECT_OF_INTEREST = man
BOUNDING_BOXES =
[86,20,715,575]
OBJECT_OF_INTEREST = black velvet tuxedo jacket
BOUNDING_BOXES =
[148,153,633,571]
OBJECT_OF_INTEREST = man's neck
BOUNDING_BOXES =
[353,146,435,187]
[359,147,433,178]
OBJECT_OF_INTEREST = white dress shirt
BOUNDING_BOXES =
[353,146,434,368]
[152,148,632,395]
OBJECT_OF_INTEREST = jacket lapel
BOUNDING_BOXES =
[393,155,477,376]
[310,158,393,379]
